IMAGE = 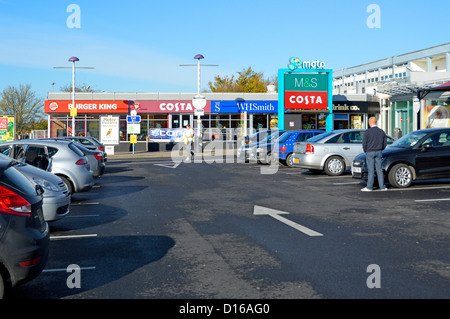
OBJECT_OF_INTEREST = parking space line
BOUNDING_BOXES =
[333,182,361,185]
[388,185,450,191]
[67,214,100,218]
[415,198,450,202]
[50,234,98,240]
[71,202,100,205]
[43,266,96,273]
[305,175,353,180]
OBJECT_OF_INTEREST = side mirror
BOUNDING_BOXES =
[421,143,433,152]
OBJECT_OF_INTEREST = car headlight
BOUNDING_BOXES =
[32,177,60,192]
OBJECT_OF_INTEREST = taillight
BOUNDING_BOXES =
[0,185,32,216]
[75,158,88,165]
[279,146,287,152]
[305,143,314,154]
[98,146,105,151]
[94,153,103,161]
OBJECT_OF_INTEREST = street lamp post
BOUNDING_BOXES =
[69,56,79,136]
[180,55,218,157]
[54,58,94,137]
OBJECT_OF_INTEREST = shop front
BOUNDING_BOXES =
[332,101,379,129]
[44,93,280,152]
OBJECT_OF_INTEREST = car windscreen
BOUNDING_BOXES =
[390,131,428,148]
[264,131,284,142]
[278,132,292,143]
[307,131,335,142]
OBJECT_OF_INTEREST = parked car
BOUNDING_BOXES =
[0,140,94,194]
[352,128,450,188]
[273,130,324,167]
[292,129,396,176]
[0,155,71,222]
[61,136,107,162]
[70,142,105,178]
[0,158,49,298]
[244,130,275,145]
[237,130,286,162]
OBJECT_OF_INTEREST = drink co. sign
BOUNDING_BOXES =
[284,73,329,110]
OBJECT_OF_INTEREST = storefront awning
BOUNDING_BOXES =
[417,81,450,99]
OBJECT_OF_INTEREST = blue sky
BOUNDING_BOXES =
[0,0,448,101]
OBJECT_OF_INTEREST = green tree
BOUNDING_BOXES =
[208,67,276,93]
[0,84,44,136]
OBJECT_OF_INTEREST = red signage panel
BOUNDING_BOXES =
[45,100,129,114]
[136,100,211,113]
[284,91,328,110]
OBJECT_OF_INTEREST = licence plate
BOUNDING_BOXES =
[352,167,361,173]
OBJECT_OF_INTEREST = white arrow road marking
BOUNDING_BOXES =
[253,205,323,237]
[154,162,181,169]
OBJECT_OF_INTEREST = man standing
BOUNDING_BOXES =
[362,117,388,191]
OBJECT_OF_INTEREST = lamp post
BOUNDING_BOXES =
[54,58,94,137]
[69,56,79,136]
[180,55,218,156]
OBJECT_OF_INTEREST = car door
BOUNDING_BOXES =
[336,131,364,165]
[415,131,450,178]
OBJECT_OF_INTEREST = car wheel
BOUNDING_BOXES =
[59,175,74,194]
[324,156,345,176]
[388,163,413,188]
[285,154,294,168]
[264,152,272,165]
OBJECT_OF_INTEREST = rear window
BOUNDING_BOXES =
[68,143,85,157]
[307,131,335,142]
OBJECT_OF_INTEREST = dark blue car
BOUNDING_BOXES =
[272,130,324,167]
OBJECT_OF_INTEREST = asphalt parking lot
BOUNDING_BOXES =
[9,152,450,301]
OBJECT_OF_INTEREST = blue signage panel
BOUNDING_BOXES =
[149,128,185,141]
[127,115,141,122]
[211,101,278,113]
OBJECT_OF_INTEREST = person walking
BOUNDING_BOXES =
[361,116,388,191]
[185,124,194,161]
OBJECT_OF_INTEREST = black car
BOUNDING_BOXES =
[0,158,49,298]
[352,128,450,188]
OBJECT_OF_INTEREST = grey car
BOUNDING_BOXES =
[61,136,107,162]
[292,129,395,176]
[0,139,94,194]
[0,155,71,222]
[71,142,105,178]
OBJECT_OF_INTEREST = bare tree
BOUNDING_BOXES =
[0,84,44,136]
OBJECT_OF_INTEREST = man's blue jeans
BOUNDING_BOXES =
[366,150,384,190]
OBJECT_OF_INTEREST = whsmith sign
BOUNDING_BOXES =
[278,58,333,130]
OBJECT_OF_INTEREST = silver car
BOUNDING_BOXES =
[292,129,395,176]
[61,136,107,162]
[0,155,71,222]
[0,139,94,194]
[71,142,106,178]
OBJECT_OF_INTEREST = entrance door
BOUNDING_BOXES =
[171,114,192,128]
[396,110,408,135]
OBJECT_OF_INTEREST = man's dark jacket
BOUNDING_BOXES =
[363,126,387,152]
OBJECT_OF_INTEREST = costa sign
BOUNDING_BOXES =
[136,100,211,113]
[284,92,328,109]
